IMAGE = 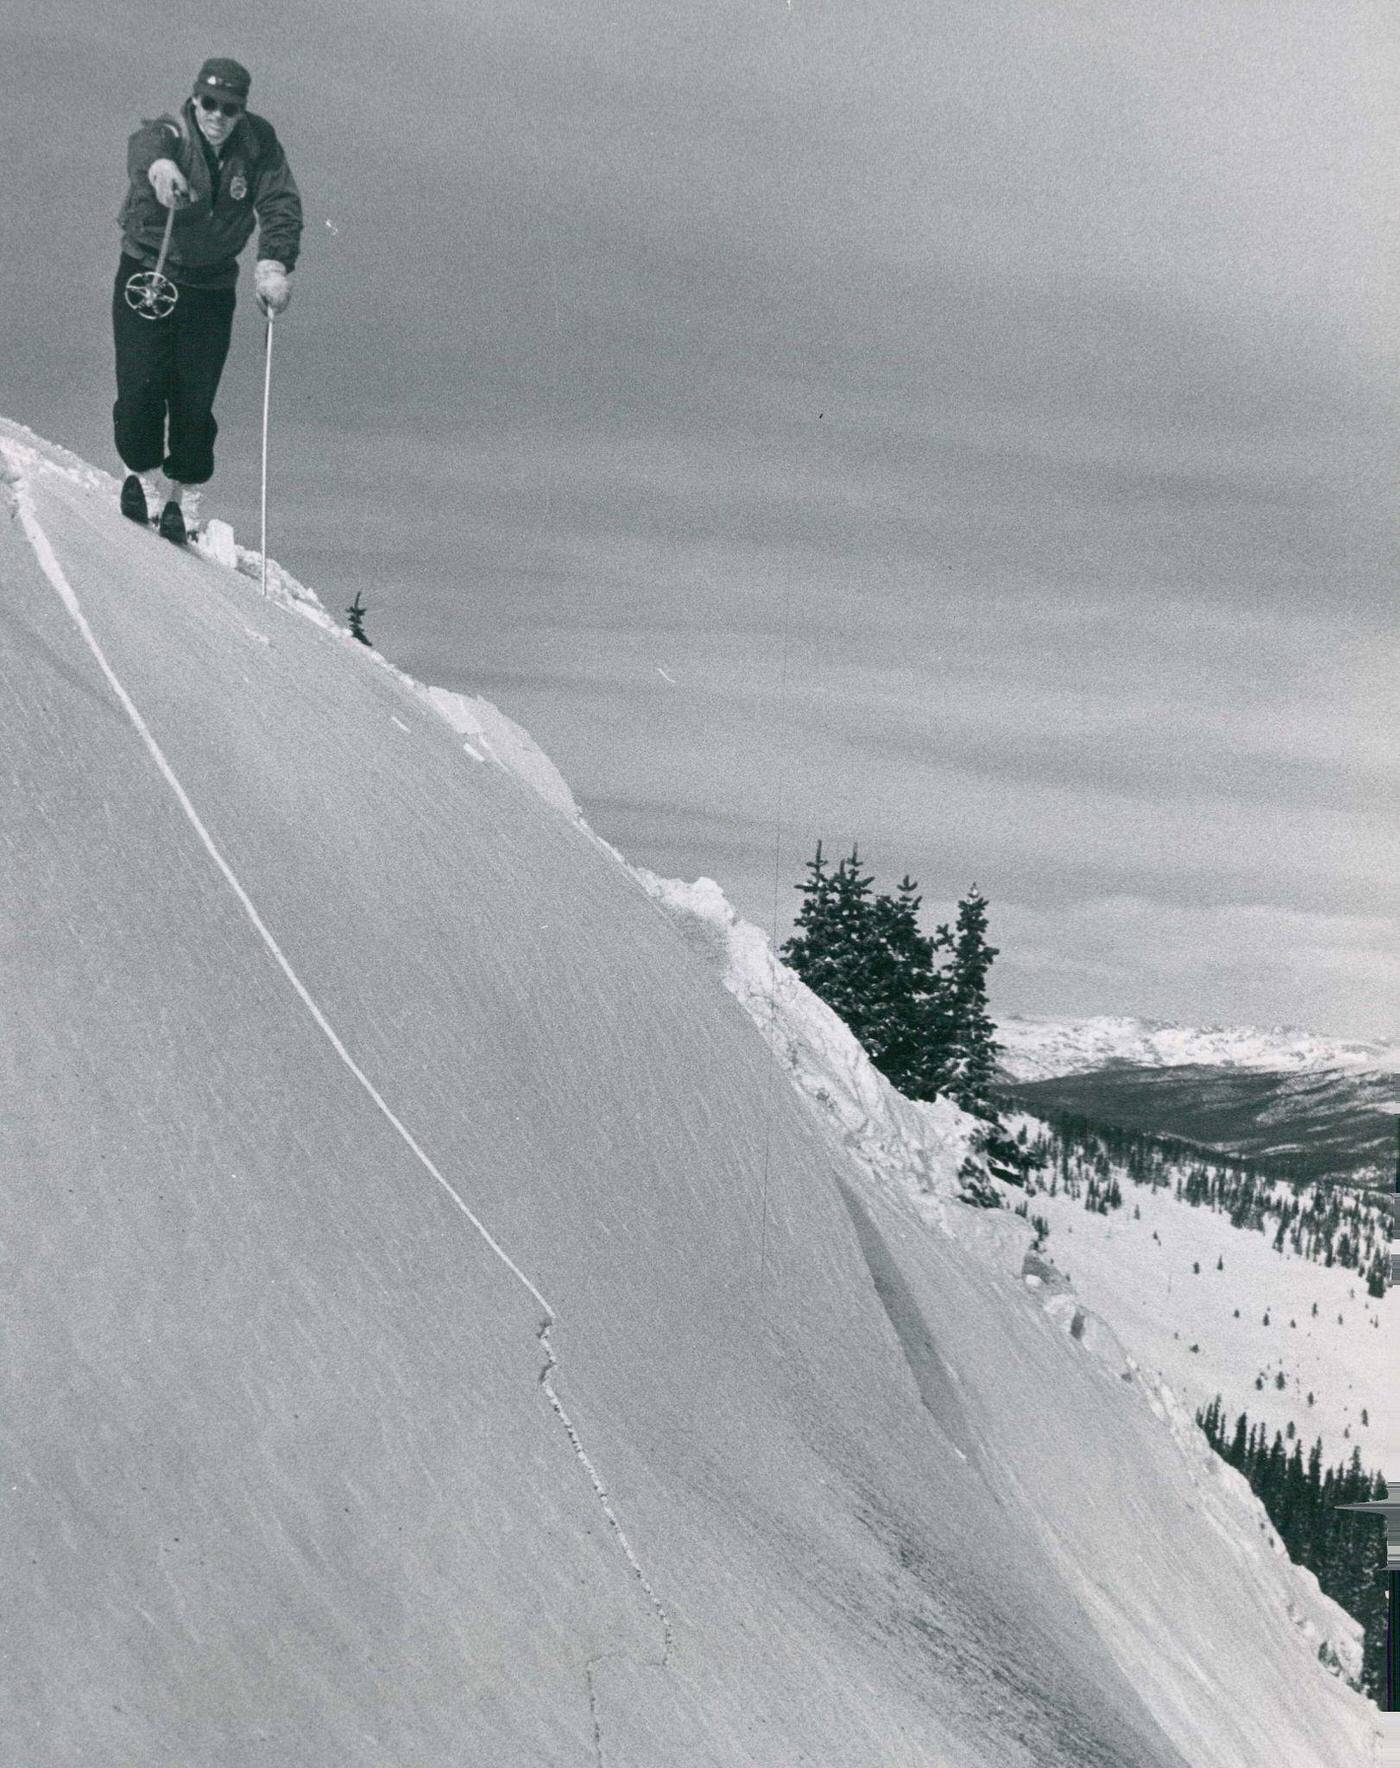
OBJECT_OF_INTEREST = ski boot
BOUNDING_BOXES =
[119,473,151,525]
[157,487,200,546]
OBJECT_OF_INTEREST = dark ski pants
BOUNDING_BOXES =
[112,256,236,485]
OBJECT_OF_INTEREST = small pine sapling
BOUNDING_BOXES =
[347,591,372,646]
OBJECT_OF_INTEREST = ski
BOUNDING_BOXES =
[119,473,150,525]
[157,500,191,546]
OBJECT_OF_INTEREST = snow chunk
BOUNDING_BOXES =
[194,519,239,570]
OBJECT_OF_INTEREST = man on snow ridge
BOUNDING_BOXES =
[113,56,303,543]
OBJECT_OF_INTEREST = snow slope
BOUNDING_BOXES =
[1000,1112,1392,1477]
[997,1015,1400,1081]
[0,420,1383,1766]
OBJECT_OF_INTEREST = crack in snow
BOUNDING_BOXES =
[4,441,675,1706]
[585,1656,608,1767]
[539,1324,675,1667]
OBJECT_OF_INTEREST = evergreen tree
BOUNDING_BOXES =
[864,873,952,1100]
[346,591,372,646]
[937,887,1000,1116]
[784,842,958,1101]
[783,840,833,983]
[783,847,1027,1184]
[785,844,898,1073]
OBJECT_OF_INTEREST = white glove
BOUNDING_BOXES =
[148,158,190,208]
[255,259,292,317]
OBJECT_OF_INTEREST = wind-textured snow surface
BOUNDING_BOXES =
[0,420,1381,1765]
[997,1014,1400,1081]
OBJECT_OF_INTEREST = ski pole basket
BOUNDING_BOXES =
[124,206,179,321]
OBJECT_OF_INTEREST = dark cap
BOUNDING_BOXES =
[194,58,252,102]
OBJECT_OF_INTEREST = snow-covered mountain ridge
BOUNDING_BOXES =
[997,1014,1400,1081]
[2,418,1386,1766]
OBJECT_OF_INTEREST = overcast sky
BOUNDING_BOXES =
[4,0,1395,1036]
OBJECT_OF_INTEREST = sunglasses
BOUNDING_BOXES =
[197,94,244,117]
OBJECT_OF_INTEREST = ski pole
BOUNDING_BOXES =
[152,204,176,287]
[259,315,274,598]
[124,206,179,320]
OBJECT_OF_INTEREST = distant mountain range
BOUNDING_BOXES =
[996,1016,1399,1187]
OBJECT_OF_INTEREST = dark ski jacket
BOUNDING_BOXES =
[118,100,303,289]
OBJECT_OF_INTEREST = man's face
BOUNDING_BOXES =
[192,93,241,150]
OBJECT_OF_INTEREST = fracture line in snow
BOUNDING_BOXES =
[5,457,549,1313]
[539,1324,674,1665]
[5,448,674,1672]
[586,1658,607,1766]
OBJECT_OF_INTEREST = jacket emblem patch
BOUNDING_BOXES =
[229,173,249,201]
